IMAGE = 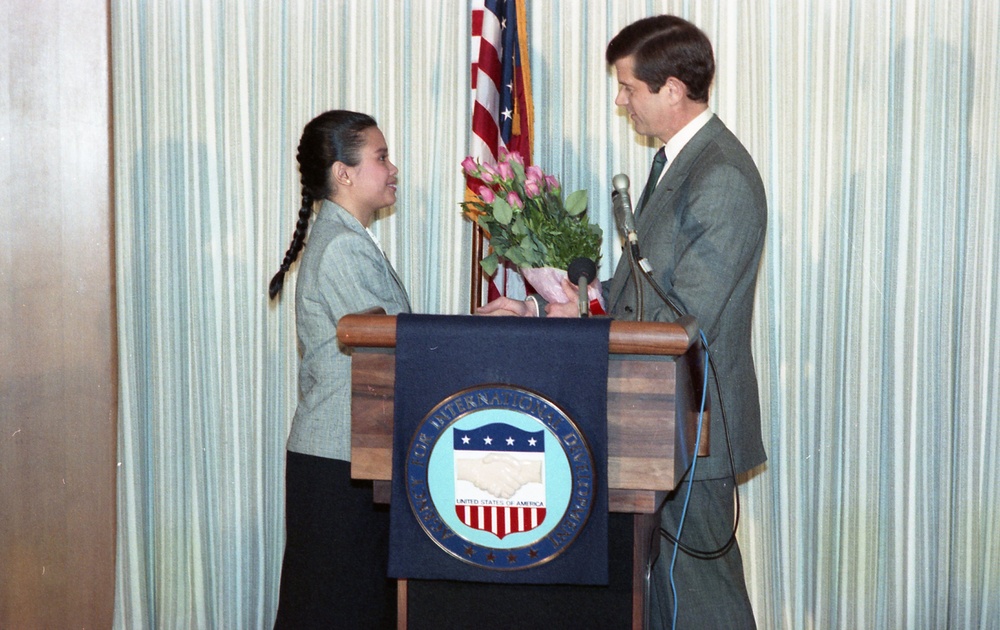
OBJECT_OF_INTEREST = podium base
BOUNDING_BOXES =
[402,514,638,630]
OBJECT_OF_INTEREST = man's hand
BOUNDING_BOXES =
[544,278,582,317]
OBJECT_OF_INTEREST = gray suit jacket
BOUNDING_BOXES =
[607,115,767,478]
[288,200,411,460]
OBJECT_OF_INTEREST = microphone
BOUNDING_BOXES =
[611,173,655,321]
[567,257,597,318]
[612,174,640,257]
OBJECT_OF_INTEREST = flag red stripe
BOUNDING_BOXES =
[472,9,483,36]
[471,102,499,158]
[476,41,502,86]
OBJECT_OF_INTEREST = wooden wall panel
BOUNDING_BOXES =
[0,1,116,627]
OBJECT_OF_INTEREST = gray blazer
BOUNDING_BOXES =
[607,115,767,478]
[288,199,411,460]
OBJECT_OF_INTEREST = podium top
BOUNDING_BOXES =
[338,313,699,356]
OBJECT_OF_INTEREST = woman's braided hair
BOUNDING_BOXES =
[268,110,377,299]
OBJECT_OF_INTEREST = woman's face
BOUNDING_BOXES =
[345,126,398,218]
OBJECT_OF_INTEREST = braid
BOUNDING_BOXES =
[268,193,314,300]
[268,109,378,300]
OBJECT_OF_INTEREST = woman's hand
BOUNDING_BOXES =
[476,296,536,317]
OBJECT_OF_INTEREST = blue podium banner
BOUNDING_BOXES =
[388,314,611,585]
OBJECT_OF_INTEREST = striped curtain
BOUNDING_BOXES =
[112,1,1000,627]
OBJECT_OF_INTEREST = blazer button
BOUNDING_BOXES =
[624,306,633,314]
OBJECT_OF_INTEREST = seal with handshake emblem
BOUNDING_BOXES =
[404,384,596,570]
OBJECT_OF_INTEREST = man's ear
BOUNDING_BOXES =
[664,76,688,103]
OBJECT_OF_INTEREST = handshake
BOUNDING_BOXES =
[455,454,543,500]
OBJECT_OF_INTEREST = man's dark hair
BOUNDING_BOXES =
[605,15,715,103]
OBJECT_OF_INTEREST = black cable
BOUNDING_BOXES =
[634,262,742,560]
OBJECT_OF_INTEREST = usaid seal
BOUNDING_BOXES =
[404,384,596,570]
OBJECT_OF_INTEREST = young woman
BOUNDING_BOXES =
[269,110,410,629]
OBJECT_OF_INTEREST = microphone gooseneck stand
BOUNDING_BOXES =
[567,257,598,318]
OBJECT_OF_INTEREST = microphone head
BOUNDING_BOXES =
[612,173,630,193]
[567,257,597,285]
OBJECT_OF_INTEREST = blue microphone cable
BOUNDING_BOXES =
[668,330,710,630]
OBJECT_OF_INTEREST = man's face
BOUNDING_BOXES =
[613,55,676,143]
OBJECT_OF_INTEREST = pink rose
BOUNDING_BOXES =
[478,186,496,203]
[461,156,479,177]
[526,165,545,183]
[524,179,541,198]
[497,161,515,181]
[507,151,525,166]
[506,191,524,209]
[545,174,560,192]
[479,162,498,184]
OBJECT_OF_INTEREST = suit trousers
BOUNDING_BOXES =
[649,477,756,630]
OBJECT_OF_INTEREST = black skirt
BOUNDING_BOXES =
[274,451,396,629]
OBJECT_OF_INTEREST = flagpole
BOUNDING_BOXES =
[469,223,485,313]
[468,0,533,312]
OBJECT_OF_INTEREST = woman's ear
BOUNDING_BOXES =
[331,161,352,187]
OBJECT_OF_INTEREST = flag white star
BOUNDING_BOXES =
[528,437,537,446]
[506,437,515,446]
[501,107,513,120]
[484,436,493,445]
[462,435,471,444]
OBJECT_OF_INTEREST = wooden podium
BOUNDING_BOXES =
[337,314,709,630]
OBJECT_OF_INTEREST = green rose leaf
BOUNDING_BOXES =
[564,189,588,216]
[480,252,499,276]
[511,160,526,182]
[511,215,528,235]
[520,235,543,265]
[505,247,528,267]
[493,197,513,225]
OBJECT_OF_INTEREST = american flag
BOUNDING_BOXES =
[469,0,534,306]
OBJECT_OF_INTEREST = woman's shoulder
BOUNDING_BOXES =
[304,215,383,278]
[306,203,370,251]
[313,200,365,233]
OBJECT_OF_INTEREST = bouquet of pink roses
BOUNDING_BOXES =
[461,149,604,308]
[461,149,602,272]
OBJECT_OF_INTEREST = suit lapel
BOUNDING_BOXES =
[607,248,633,312]
[643,115,725,217]
[322,201,412,311]
[385,259,412,310]
[608,116,726,315]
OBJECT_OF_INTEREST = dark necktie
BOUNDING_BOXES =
[636,147,667,216]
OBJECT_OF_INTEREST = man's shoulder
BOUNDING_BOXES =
[688,117,761,178]
[693,116,750,155]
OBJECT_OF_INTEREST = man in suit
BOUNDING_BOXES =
[483,14,767,629]
[604,16,767,629]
